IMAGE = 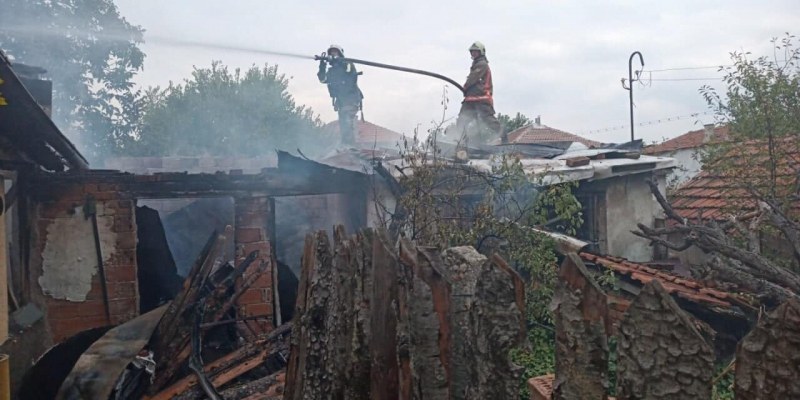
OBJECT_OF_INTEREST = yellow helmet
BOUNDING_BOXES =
[468,41,486,56]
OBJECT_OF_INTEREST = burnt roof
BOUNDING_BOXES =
[0,51,88,171]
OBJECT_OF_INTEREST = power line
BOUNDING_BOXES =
[647,77,723,81]
[643,59,788,74]
[580,111,713,135]
[644,65,727,73]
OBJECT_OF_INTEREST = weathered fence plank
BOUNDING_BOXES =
[616,280,714,400]
[551,252,609,400]
[284,228,524,399]
[735,299,800,399]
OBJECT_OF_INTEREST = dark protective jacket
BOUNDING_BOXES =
[318,58,363,109]
[462,55,493,106]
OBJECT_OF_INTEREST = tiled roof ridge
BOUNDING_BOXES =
[507,123,602,147]
[579,252,735,307]
[643,125,730,154]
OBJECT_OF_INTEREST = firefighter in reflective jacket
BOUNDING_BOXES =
[318,44,363,145]
[455,41,501,144]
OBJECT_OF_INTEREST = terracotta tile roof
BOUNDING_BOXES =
[669,136,800,222]
[527,374,554,400]
[528,375,616,400]
[643,125,729,154]
[580,252,735,308]
[505,124,602,148]
[324,120,406,147]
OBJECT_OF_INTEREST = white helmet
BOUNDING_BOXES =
[327,44,345,56]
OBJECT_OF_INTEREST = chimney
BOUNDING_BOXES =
[703,123,715,143]
[534,115,541,127]
[12,63,52,117]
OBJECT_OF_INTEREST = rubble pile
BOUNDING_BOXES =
[33,225,525,399]
[52,226,289,400]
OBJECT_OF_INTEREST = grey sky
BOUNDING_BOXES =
[115,0,800,144]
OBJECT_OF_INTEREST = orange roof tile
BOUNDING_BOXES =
[579,252,735,308]
[527,375,554,400]
[528,375,616,400]
[669,135,800,222]
[505,124,602,148]
[643,126,729,154]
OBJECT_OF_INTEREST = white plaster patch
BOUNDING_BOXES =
[39,205,117,302]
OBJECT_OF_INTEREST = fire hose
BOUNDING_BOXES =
[314,54,465,94]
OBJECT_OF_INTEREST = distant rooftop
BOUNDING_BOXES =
[323,120,406,147]
[643,125,729,155]
[504,118,602,148]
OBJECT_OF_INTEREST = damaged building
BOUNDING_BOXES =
[0,52,374,397]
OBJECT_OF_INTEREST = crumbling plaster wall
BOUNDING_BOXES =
[31,183,139,343]
[603,174,666,262]
[39,204,116,301]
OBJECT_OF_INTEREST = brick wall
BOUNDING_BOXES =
[33,182,138,343]
[30,176,281,344]
[234,196,273,336]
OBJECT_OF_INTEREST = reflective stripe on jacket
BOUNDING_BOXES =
[462,55,493,106]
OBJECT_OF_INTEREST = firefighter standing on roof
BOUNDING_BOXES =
[455,41,501,143]
[318,44,363,145]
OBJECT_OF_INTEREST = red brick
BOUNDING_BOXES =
[237,288,265,305]
[89,191,118,201]
[235,227,264,243]
[108,282,137,299]
[116,232,138,250]
[38,203,74,219]
[240,303,272,317]
[109,298,137,315]
[250,273,272,289]
[48,300,106,320]
[37,218,62,235]
[239,242,269,257]
[110,248,136,266]
[85,282,104,301]
[236,320,272,337]
[105,265,136,282]
[51,185,86,201]
[97,183,118,192]
[114,214,134,231]
[50,315,109,342]
[82,183,100,194]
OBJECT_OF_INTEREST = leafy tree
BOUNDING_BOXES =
[379,121,583,398]
[637,34,800,305]
[0,0,145,162]
[498,112,532,135]
[130,62,332,157]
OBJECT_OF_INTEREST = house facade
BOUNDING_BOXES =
[643,124,729,186]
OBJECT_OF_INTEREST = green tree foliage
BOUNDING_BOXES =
[639,34,800,306]
[0,0,145,162]
[498,112,532,135]
[387,123,583,398]
[130,62,331,157]
[701,34,800,142]
[696,34,800,274]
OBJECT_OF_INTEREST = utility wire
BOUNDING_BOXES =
[648,77,723,81]
[580,111,713,135]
